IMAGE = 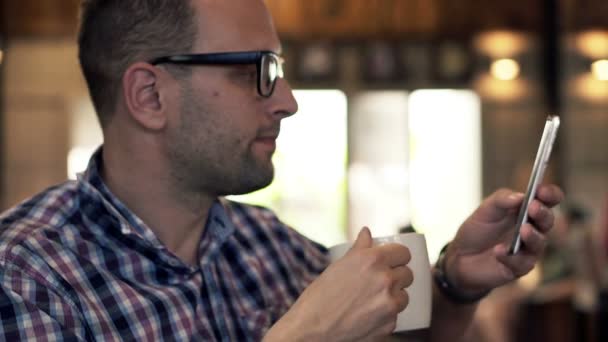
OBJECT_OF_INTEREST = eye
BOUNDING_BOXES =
[243,70,257,81]
[231,66,257,83]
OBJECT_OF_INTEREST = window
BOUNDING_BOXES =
[232,90,348,247]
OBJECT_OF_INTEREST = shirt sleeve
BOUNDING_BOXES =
[0,264,87,341]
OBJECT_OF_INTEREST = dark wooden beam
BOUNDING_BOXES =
[437,0,543,37]
[572,0,608,30]
[0,0,605,40]
[542,0,561,115]
[2,0,80,38]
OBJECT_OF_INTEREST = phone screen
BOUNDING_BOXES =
[509,115,560,255]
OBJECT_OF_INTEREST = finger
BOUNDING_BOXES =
[390,265,414,290]
[536,184,565,208]
[377,244,411,267]
[479,189,525,221]
[376,309,401,338]
[495,244,538,279]
[527,200,555,233]
[394,288,409,314]
[495,189,525,210]
[519,223,547,255]
[350,227,373,251]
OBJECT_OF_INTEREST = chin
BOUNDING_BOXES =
[222,168,274,196]
[243,174,274,194]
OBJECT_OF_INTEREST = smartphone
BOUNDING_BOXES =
[509,115,560,255]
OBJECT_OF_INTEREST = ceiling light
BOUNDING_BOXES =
[592,60,608,81]
[490,59,520,81]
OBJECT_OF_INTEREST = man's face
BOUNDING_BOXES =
[165,0,298,196]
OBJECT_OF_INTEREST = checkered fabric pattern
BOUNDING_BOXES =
[0,149,329,341]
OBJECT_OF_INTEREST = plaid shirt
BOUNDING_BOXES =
[0,150,329,341]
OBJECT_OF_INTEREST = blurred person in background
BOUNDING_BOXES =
[597,193,608,341]
[562,203,603,341]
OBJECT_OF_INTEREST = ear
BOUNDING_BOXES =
[122,62,168,130]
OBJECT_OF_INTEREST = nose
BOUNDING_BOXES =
[268,78,298,119]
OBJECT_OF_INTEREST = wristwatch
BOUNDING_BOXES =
[433,243,491,304]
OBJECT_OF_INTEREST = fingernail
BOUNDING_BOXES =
[495,244,508,257]
[509,192,524,200]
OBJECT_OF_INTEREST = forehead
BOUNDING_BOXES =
[192,0,281,53]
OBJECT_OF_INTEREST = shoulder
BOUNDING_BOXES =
[0,181,80,267]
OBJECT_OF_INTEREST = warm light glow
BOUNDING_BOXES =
[0,50,3,65]
[474,74,531,101]
[491,58,520,81]
[572,73,608,102]
[592,60,608,81]
[576,31,608,59]
[474,31,531,58]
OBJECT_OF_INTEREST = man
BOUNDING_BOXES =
[0,0,563,340]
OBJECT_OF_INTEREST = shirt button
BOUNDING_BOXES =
[168,259,180,267]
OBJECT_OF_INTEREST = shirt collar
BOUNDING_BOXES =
[77,146,236,266]
[78,147,157,241]
[199,200,237,263]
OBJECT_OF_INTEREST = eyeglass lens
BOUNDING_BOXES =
[260,54,283,97]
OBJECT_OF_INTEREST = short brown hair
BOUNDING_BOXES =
[78,0,197,126]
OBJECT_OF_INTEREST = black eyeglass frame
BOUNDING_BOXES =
[149,50,284,98]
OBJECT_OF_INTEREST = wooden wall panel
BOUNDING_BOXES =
[437,0,544,35]
[0,0,605,39]
[266,0,548,38]
[569,0,608,30]
[266,0,605,39]
[2,0,80,37]
[266,0,440,38]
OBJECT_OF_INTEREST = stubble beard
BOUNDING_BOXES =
[168,85,276,198]
[229,149,275,195]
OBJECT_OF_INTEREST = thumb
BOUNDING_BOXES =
[350,226,373,251]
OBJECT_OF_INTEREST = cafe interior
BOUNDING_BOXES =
[0,0,607,341]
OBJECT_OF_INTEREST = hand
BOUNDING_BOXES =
[444,184,564,295]
[267,227,413,342]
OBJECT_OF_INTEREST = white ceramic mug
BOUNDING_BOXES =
[328,233,432,332]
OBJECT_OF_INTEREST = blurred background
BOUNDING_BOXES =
[0,0,607,341]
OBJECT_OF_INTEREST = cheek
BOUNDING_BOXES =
[214,96,259,134]
[193,84,262,147]
[205,107,253,150]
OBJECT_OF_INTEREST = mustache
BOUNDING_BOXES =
[256,124,281,139]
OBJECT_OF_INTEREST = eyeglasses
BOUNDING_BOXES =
[150,50,284,98]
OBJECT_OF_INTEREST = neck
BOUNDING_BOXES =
[101,144,215,266]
